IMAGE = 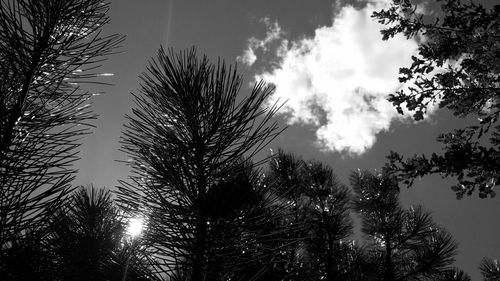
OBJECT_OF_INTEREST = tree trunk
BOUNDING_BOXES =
[383,237,394,281]
[192,211,208,281]
[192,145,208,281]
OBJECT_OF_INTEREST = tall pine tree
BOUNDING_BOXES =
[117,47,283,280]
[0,0,122,277]
[351,170,464,281]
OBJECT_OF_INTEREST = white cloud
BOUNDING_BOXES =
[237,17,284,66]
[242,0,428,155]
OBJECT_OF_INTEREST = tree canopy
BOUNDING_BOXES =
[2,0,500,280]
[0,0,123,256]
[374,0,500,198]
[351,170,466,281]
[116,47,283,280]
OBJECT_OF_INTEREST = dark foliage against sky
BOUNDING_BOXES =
[0,0,498,280]
[0,0,123,264]
[77,1,498,278]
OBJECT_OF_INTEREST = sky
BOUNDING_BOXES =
[74,0,500,279]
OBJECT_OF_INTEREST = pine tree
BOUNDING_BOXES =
[49,186,123,281]
[260,150,362,281]
[116,47,282,280]
[0,0,123,268]
[48,186,157,281]
[0,226,55,281]
[351,170,463,281]
[262,151,309,280]
[436,268,471,281]
[302,161,354,281]
[480,258,500,281]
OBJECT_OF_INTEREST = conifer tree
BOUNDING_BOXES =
[302,161,354,281]
[0,0,123,266]
[351,170,463,281]
[117,47,282,280]
[48,186,156,281]
[262,151,309,280]
[480,258,500,281]
[260,150,363,281]
[49,187,123,281]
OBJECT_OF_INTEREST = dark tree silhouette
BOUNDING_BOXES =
[373,0,500,198]
[0,0,123,267]
[480,258,500,281]
[256,150,363,281]
[351,170,463,281]
[49,186,157,281]
[436,268,471,281]
[0,226,55,281]
[116,47,283,280]
[302,161,354,281]
[261,151,310,280]
[49,186,124,281]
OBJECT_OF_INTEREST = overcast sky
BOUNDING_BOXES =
[74,0,500,279]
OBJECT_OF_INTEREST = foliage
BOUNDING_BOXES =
[1,186,158,281]
[254,150,364,281]
[0,0,124,263]
[436,268,471,281]
[260,151,310,280]
[351,170,461,281]
[0,228,55,281]
[51,186,158,281]
[373,0,500,198]
[302,160,353,281]
[48,186,125,281]
[116,47,283,280]
[480,258,500,281]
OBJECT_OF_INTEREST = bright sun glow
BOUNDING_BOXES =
[126,217,144,237]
